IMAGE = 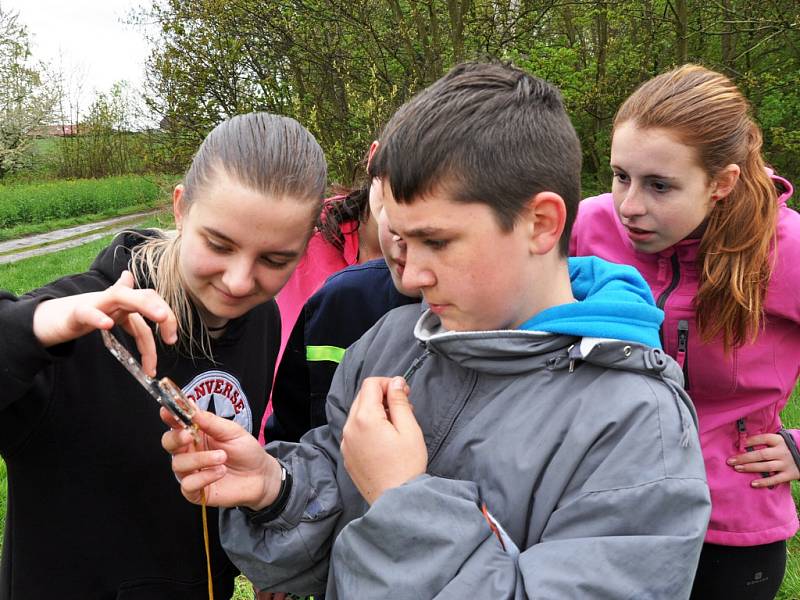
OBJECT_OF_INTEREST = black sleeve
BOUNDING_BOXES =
[0,291,57,410]
[0,270,110,451]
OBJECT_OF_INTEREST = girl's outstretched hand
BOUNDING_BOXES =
[161,408,284,510]
[31,270,178,376]
[727,433,800,488]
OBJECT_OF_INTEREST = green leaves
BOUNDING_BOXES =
[140,0,800,186]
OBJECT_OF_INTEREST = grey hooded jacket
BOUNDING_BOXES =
[221,306,711,599]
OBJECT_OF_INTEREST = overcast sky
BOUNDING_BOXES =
[4,0,153,118]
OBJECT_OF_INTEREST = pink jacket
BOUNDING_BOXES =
[570,174,800,546]
[275,224,360,355]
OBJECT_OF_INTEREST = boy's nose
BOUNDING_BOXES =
[401,259,436,290]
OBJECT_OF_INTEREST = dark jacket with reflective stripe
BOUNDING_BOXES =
[268,259,419,442]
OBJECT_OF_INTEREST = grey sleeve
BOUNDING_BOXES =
[517,477,710,598]
[331,439,710,599]
[331,475,528,599]
[219,334,360,595]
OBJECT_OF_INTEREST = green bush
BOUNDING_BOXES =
[0,176,163,229]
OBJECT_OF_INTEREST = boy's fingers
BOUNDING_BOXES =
[179,466,227,496]
[191,410,250,443]
[385,377,417,431]
[352,377,391,419]
[171,448,227,474]
[159,406,184,430]
[161,426,196,453]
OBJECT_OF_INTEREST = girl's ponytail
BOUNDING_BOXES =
[697,123,777,349]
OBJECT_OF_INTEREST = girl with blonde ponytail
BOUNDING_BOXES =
[571,64,800,599]
[0,112,327,598]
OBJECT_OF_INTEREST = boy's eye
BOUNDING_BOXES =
[423,239,449,250]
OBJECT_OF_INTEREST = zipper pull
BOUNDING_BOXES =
[736,418,747,452]
[677,320,689,390]
[402,349,432,385]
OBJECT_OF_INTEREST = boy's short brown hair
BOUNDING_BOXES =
[369,61,582,255]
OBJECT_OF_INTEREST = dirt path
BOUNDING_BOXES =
[0,210,164,265]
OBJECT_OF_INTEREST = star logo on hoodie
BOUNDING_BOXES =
[180,370,253,433]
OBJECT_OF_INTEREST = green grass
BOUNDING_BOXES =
[0,459,5,548]
[778,386,800,600]
[0,214,172,294]
[234,575,255,599]
[0,173,177,240]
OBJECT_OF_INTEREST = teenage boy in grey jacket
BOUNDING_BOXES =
[162,62,711,599]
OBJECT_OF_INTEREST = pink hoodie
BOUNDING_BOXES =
[570,173,800,546]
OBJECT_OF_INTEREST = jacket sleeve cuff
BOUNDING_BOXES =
[778,429,800,471]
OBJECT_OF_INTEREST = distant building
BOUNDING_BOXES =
[32,124,81,137]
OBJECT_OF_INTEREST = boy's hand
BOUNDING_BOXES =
[727,433,800,488]
[32,271,178,377]
[341,376,427,505]
[161,408,283,509]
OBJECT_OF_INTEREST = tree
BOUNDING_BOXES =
[0,6,57,178]
[138,0,800,187]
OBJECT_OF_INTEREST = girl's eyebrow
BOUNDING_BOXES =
[203,226,235,244]
[609,165,678,181]
[204,227,300,258]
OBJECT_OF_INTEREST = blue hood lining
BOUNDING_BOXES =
[519,256,663,348]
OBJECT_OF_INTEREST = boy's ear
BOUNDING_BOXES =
[173,184,185,232]
[367,140,379,171]
[524,192,567,255]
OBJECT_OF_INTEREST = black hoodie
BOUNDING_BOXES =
[0,230,279,599]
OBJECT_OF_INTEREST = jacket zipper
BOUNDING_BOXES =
[656,253,681,309]
[427,373,479,468]
[676,320,690,390]
[736,417,748,453]
[656,254,681,346]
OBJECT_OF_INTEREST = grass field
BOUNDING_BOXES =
[0,231,798,599]
[0,174,177,242]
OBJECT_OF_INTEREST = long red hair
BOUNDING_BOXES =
[614,64,777,351]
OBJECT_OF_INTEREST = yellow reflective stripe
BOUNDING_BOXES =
[306,345,346,364]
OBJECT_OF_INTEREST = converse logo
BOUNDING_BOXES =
[181,370,253,433]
